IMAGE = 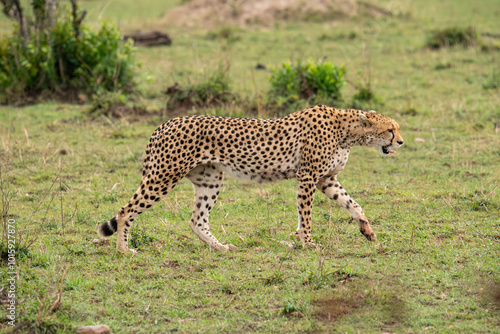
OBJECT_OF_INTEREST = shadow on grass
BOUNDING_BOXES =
[314,294,363,322]
[313,277,408,328]
[482,280,500,309]
[11,320,72,334]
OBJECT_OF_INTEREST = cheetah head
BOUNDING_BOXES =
[359,110,404,156]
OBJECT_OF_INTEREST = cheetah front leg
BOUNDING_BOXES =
[186,164,236,252]
[317,175,377,241]
[294,177,319,247]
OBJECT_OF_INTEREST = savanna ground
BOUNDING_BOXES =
[1,0,500,332]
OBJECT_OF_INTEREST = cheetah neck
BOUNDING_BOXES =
[336,110,370,149]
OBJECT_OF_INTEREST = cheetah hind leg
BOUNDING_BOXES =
[186,164,236,252]
[98,176,181,253]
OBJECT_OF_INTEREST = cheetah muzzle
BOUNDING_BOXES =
[98,105,403,252]
[380,145,396,155]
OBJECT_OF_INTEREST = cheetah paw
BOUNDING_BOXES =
[119,248,138,254]
[364,233,377,242]
[214,244,237,252]
[303,242,321,249]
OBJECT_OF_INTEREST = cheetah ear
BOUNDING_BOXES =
[359,113,374,127]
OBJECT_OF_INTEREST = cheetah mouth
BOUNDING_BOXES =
[379,145,397,156]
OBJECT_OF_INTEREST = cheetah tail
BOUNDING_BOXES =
[98,216,118,237]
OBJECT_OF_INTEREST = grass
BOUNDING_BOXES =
[1,0,500,332]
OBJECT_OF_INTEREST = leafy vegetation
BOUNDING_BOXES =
[206,25,241,42]
[86,91,149,118]
[483,69,500,90]
[165,63,235,110]
[349,83,382,110]
[0,1,136,104]
[426,26,478,49]
[269,59,345,107]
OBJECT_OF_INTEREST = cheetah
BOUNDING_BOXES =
[98,105,403,252]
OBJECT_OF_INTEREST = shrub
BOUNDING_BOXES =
[349,83,384,110]
[268,59,345,106]
[51,21,135,93]
[426,26,478,49]
[165,64,236,110]
[0,1,136,104]
[206,25,241,42]
[352,85,375,102]
[86,91,149,118]
[483,70,500,90]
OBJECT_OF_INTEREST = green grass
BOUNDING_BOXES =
[1,0,500,332]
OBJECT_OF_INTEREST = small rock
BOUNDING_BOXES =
[77,325,112,334]
[414,137,426,143]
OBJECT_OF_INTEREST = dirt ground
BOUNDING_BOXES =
[162,0,390,28]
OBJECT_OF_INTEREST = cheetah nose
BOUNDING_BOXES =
[397,140,404,146]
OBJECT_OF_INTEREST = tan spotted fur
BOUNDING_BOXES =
[98,105,403,252]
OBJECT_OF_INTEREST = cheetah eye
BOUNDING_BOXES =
[388,129,394,134]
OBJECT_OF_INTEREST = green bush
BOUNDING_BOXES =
[349,83,384,110]
[86,91,149,118]
[206,25,241,42]
[483,70,500,90]
[0,6,135,103]
[352,85,375,102]
[426,26,478,49]
[52,21,135,93]
[269,59,345,106]
[165,64,235,109]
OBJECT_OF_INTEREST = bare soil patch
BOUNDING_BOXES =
[314,294,364,322]
[162,0,390,28]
